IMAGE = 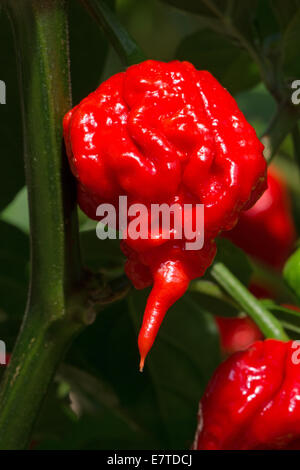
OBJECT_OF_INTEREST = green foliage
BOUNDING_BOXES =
[282,8,300,80]
[284,247,300,300]
[176,30,260,94]
[0,221,29,350]
[0,13,24,211]
[162,0,257,41]
[68,0,110,104]
[34,289,220,449]
[213,238,253,287]
[261,300,300,336]
[80,229,125,273]
[271,0,300,31]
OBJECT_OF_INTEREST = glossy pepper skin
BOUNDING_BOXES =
[193,339,300,450]
[63,60,266,369]
[215,315,262,356]
[226,166,296,269]
[215,282,271,356]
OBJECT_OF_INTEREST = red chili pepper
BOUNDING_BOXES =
[226,166,296,269]
[215,282,272,356]
[215,316,263,356]
[193,339,300,450]
[63,60,266,368]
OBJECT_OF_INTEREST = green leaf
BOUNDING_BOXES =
[282,7,300,79]
[0,221,29,350]
[66,288,220,449]
[32,381,78,447]
[162,0,257,42]
[253,0,279,40]
[213,238,253,287]
[79,0,145,66]
[261,300,300,335]
[68,0,110,105]
[189,283,240,318]
[161,0,220,17]
[129,290,220,448]
[80,229,125,273]
[0,11,25,211]
[0,187,29,234]
[176,29,260,94]
[35,366,153,450]
[271,0,300,31]
[283,247,300,300]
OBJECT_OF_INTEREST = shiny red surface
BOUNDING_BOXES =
[63,60,266,367]
[215,316,263,355]
[194,340,300,450]
[226,166,296,269]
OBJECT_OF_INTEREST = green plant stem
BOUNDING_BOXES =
[0,0,83,449]
[211,262,289,341]
[79,0,146,66]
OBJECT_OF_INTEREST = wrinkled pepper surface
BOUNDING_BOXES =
[63,60,266,368]
[194,339,300,450]
[227,166,296,269]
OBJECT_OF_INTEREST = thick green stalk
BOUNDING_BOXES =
[0,0,83,449]
[211,262,288,341]
[79,0,146,66]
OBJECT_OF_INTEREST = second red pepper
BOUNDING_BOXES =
[194,339,300,450]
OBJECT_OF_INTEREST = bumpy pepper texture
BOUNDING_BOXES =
[226,166,296,269]
[63,60,266,369]
[194,340,300,450]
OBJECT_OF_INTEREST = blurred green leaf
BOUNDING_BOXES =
[65,288,220,449]
[80,229,125,273]
[189,280,240,318]
[213,238,253,286]
[176,29,260,94]
[161,0,220,17]
[0,221,29,350]
[261,299,300,335]
[0,11,25,211]
[35,367,153,450]
[282,8,300,79]
[0,186,29,234]
[32,381,78,447]
[128,290,220,448]
[253,0,279,42]
[271,0,300,31]
[162,0,257,42]
[68,0,111,105]
[236,83,276,134]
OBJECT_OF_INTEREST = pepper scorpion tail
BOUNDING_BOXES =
[138,259,190,371]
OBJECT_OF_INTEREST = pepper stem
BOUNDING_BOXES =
[0,0,82,449]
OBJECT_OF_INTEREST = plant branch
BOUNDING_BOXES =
[0,0,83,449]
[79,0,146,66]
[211,262,289,341]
